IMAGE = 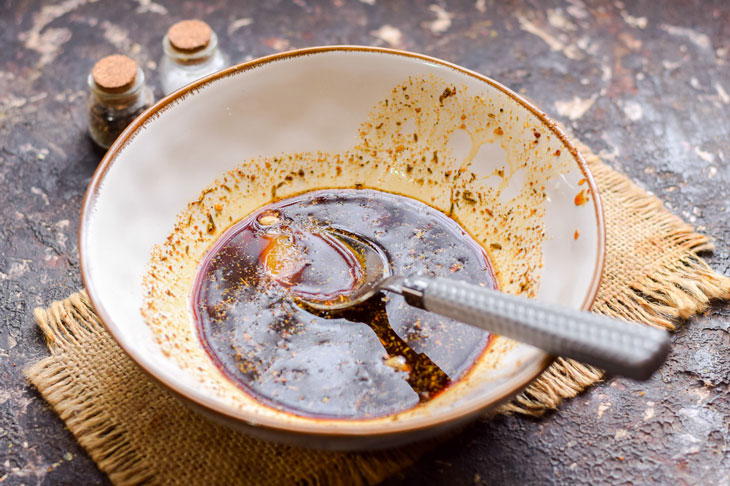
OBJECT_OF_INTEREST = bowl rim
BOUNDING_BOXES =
[79,45,606,441]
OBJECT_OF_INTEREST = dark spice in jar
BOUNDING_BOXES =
[87,55,153,149]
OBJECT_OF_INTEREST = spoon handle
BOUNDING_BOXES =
[400,276,670,380]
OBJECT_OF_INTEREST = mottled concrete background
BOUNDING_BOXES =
[1,0,728,484]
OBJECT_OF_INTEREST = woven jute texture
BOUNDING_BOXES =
[26,142,730,485]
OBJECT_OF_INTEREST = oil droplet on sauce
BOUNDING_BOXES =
[192,189,498,419]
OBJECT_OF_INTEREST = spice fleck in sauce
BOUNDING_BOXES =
[192,189,498,419]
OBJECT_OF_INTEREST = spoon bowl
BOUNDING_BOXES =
[298,227,397,311]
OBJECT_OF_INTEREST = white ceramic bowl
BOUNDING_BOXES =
[80,47,604,450]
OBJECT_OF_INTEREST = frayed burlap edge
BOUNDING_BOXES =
[24,291,429,486]
[497,142,730,416]
[25,293,157,485]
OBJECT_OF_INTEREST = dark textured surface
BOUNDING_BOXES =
[1,0,728,484]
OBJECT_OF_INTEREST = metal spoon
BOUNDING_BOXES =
[301,227,670,381]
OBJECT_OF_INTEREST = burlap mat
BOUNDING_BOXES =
[25,142,730,485]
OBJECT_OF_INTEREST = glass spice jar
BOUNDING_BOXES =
[159,19,229,96]
[87,55,153,149]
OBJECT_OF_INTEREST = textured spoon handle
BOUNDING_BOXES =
[401,276,670,380]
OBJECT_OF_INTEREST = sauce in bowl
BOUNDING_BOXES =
[192,188,498,419]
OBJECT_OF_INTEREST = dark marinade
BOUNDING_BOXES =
[193,188,497,419]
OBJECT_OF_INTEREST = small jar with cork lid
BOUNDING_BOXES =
[159,19,229,96]
[87,55,153,149]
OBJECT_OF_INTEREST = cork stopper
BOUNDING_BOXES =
[167,19,212,53]
[91,55,138,94]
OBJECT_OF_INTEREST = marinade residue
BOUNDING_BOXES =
[192,189,497,419]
